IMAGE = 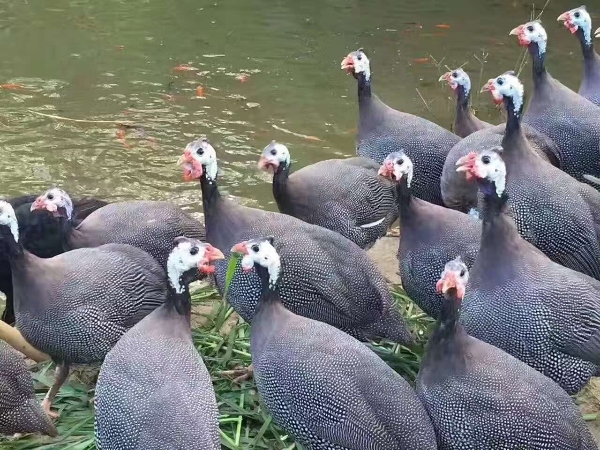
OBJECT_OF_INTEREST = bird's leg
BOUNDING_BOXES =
[41,363,70,419]
[220,364,254,383]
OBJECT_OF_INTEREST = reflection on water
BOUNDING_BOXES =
[0,0,590,215]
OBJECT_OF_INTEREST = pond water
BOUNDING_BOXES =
[0,0,591,214]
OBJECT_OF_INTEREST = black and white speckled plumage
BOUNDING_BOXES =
[0,342,56,437]
[260,142,397,249]
[12,243,167,364]
[459,162,600,394]
[181,139,413,345]
[458,72,600,280]
[238,238,437,450]
[342,49,459,206]
[558,6,600,106]
[32,190,205,271]
[511,21,600,186]
[95,238,220,450]
[1,195,107,325]
[417,261,597,449]
[379,152,480,319]
[441,123,561,213]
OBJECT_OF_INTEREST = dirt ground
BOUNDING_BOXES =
[369,236,600,446]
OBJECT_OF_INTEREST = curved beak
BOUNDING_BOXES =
[595,27,600,38]
[258,155,277,171]
[198,244,224,274]
[377,160,394,178]
[436,273,457,294]
[509,26,521,36]
[179,149,203,181]
[341,55,354,72]
[480,79,494,93]
[30,197,52,213]
[455,152,478,181]
[30,197,45,212]
[231,241,249,255]
[177,149,193,166]
[438,71,451,83]
[205,245,224,261]
[557,12,569,22]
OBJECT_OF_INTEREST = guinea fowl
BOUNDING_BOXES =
[456,147,600,394]
[378,151,480,318]
[510,20,600,186]
[438,68,492,137]
[417,259,597,449]
[95,238,223,450]
[231,236,438,450]
[341,48,460,205]
[257,141,397,249]
[0,341,56,437]
[179,137,412,346]
[454,71,600,280]
[439,69,560,213]
[558,6,600,106]
[0,200,167,417]
[1,194,107,325]
[30,188,205,271]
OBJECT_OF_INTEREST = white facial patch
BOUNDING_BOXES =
[273,143,290,165]
[246,240,281,287]
[496,74,524,114]
[574,8,592,45]
[0,202,18,243]
[167,241,205,293]
[45,188,73,220]
[525,21,548,55]
[454,69,471,96]
[393,157,414,188]
[188,139,218,181]
[481,153,507,196]
[353,52,371,81]
[263,142,291,167]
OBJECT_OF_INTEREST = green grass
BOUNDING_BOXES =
[0,285,433,450]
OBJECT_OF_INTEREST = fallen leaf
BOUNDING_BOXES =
[196,86,205,96]
[173,64,198,72]
[246,102,260,108]
[236,74,249,83]
[1,83,25,90]
[435,24,451,29]
[114,45,125,50]
[413,57,430,63]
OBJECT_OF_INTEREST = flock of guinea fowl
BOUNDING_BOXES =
[2,6,600,450]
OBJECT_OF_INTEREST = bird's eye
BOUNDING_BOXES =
[251,244,260,253]
[460,269,466,277]
[270,148,277,156]
[357,54,362,61]
[397,158,404,166]
[497,78,504,86]
[527,25,534,32]
[452,71,458,78]
[482,155,491,164]
[197,148,204,156]
[190,247,199,255]
[574,12,581,18]
[47,193,54,200]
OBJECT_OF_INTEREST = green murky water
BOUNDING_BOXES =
[0,0,589,213]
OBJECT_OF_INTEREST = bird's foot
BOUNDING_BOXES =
[220,364,254,383]
[41,399,59,419]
